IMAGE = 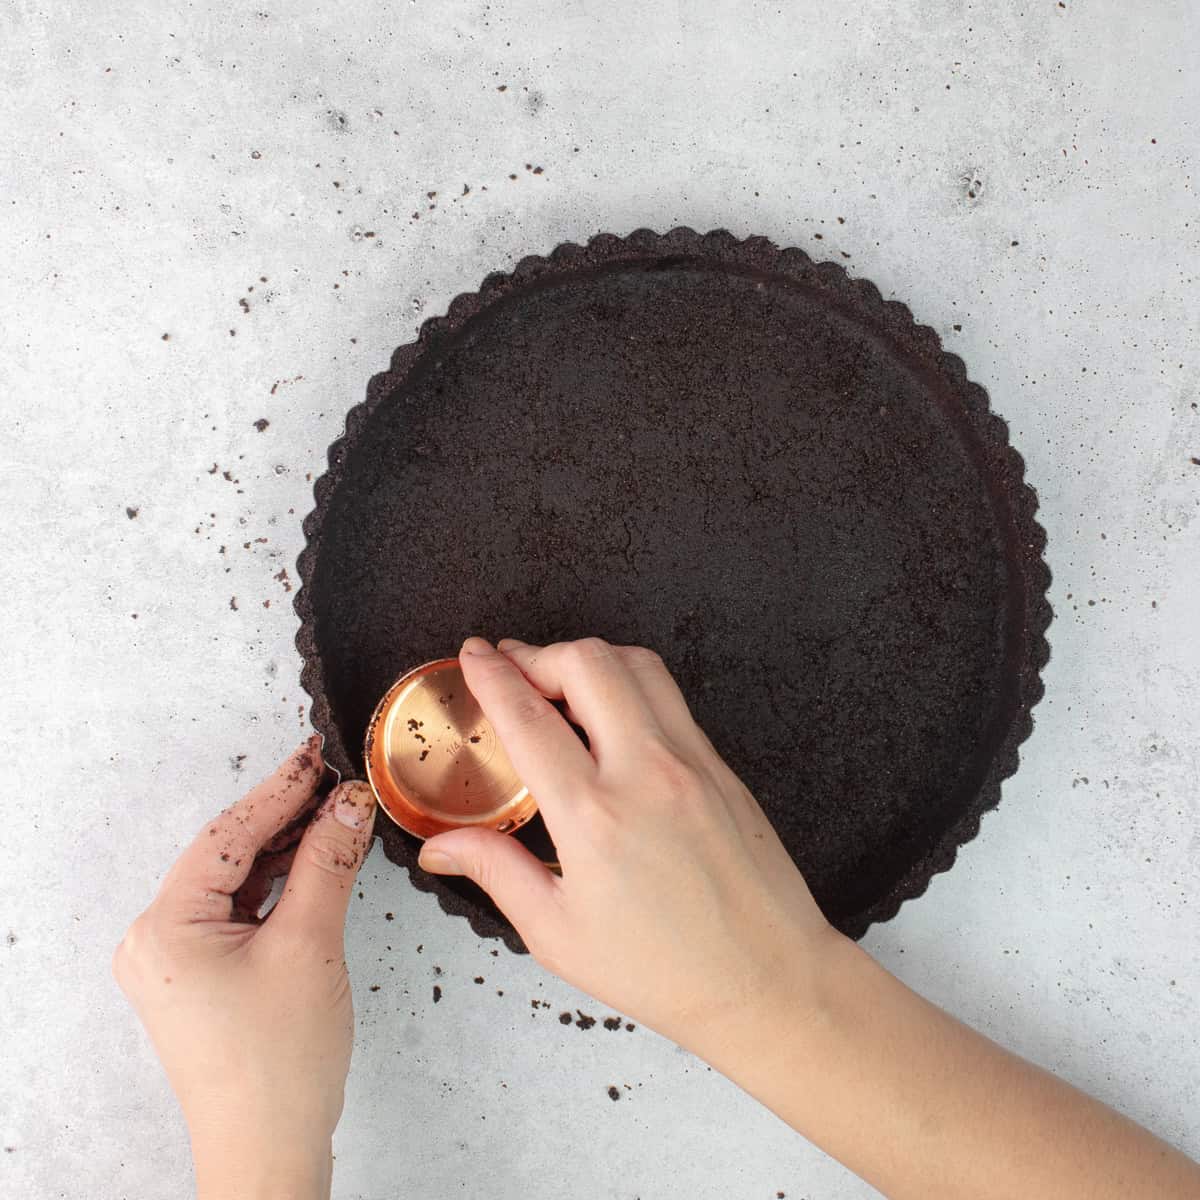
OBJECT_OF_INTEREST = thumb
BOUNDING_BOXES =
[271,780,376,945]
[419,827,559,942]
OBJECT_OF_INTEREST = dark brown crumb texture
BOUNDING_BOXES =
[294,228,1052,953]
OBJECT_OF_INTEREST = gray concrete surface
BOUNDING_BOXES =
[2,1,1198,1197]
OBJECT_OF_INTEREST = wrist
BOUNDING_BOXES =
[191,1129,332,1200]
[684,922,863,1080]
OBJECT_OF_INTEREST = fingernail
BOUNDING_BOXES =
[461,636,495,657]
[333,781,376,831]
[497,637,527,653]
[419,846,463,875]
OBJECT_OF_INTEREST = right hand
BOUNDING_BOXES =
[418,636,844,1054]
[425,640,1200,1200]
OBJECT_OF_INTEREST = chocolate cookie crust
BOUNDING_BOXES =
[296,228,1051,950]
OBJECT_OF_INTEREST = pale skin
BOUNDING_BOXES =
[114,636,1200,1200]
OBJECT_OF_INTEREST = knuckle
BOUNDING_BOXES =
[118,914,148,957]
[467,859,488,893]
[471,651,511,680]
[620,644,664,672]
[112,913,154,985]
[205,816,256,862]
[508,691,553,730]
[223,836,257,868]
[564,637,613,668]
[301,832,361,878]
[445,834,486,890]
[110,940,127,985]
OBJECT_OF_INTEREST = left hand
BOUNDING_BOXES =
[113,737,376,1200]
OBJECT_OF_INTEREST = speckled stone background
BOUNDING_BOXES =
[1,2,1197,1198]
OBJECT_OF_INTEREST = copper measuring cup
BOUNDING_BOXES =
[364,657,541,841]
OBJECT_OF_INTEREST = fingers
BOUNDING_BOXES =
[159,737,325,917]
[268,781,376,946]
[419,826,561,948]
[604,643,719,759]
[489,636,660,756]
[458,638,596,819]
[497,638,699,760]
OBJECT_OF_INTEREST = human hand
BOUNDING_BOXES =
[418,637,844,1060]
[417,642,1200,1200]
[113,738,376,1200]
